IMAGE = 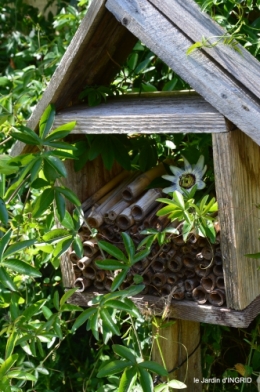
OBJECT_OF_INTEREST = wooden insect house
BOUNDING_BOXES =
[12,0,260,388]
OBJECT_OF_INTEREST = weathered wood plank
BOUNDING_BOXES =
[54,92,227,134]
[152,319,202,390]
[106,0,260,146]
[213,127,260,310]
[148,0,260,102]
[68,291,260,328]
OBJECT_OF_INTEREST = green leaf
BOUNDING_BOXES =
[7,370,37,381]
[121,232,135,261]
[39,104,55,140]
[60,288,78,307]
[104,299,140,317]
[3,239,35,260]
[73,235,83,258]
[139,361,168,376]
[11,129,41,145]
[113,344,137,363]
[133,248,150,264]
[95,259,125,270]
[32,188,54,218]
[138,367,153,392]
[5,330,18,359]
[2,259,41,277]
[111,269,128,292]
[45,155,67,177]
[0,198,8,225]
[42,228,70,243]
[100,308,120,335]
[118,367,137,392]
[245,252,260,259]
[22,299,46,321]
[186,41,203,55]
[53,291,60,311]
[167,379,187,389]
[55,186,81,206]
[0,267,18,291]
[45,121,76,141]
[54,190,66,222]
[89,310,99,340]
[0,354,19,378]
[72,307,97,331]
[98,241,127,262]
[172,191,185,209]
[97,360,131,378]
[61,211,75,230]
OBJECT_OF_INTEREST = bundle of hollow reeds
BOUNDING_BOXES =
[70,166,225,307]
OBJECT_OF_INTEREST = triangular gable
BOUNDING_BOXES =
[25,0,260,146]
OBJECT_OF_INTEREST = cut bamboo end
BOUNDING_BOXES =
[185,278,200,292]
[77,256,92,270]
[167,272,178,285]
[192,285,208,304]
[152,258,166,273]
[152,273,167,288]
[201,247,213,260]
[122,163,166,202]
[117,205,135,230]
[99,224,115,240]
[132,258,149,272]
[74,277,91,292]
[183,256,196,269]
[200,273,216,293]
[213,264,223,276]
[83,241,99,257]
[208,289,226,307]
[167,256,182,272]
[69,251,80,263]
[83,265,96,280]
[86,212,104,228]
[108,199,130,220]
[216,276,225,290]
[131,189,162,221]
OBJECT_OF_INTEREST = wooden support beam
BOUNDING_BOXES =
[106,0,260,146]
[152,319,202,391]
[213,127,260,310]
[68,291,260,327]
[54,92,227,134]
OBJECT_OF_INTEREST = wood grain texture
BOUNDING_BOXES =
[68,291,260,327]
[54,92,227,134]
[152,319,202,390]
[148,0,260,102]
[106,0,260,146]
[213,127,260,310]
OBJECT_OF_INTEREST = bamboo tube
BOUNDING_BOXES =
[213,264,224,276]
[117,204,135,230]
[187,233,199,245]
[214,254,222,265]
[161,243,171,252]
[78,222,91,236]
[167,256,182,272]
[142,270,153,285]
[81,170,131,211]
[216,276,225,290]
[152,258,166,273]
[184,268,196,278]
[86,173,139,228]
[95,270,106,282]
[99,224,115,240]
[108,199,131,221]
[172,234,185,246]
[160,284,173,296]
[195,262,212,277]
[143,204,163,228]
[183,256,196,269]
[172,283,185,300]
[197,237,209,248]
[195,252,204,261]
[166,249,176,260]
[77,256,92,271]
[177,268,186,278]
[201,247,213,260]
[185,291,193,300]
[73,266,82,279]
[200,273,216,293]
[104,276,113,291]
[122,162,167,202]
[93,280,104,290]
[83,265,96,280]
[131,189,162,221]
[208,289,226,307]
[69,251,80,264]
[167,272,178,285]
[152,214,171,231]
[132,258,149,273]
[192,285,208,304]
[74,277,91,292]
[83,240,99,257]
[152,273,167,288]
[185,278,200,292]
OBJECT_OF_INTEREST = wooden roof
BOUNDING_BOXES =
[22,0,260,145]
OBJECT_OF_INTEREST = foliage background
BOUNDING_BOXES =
[1,0,260,391]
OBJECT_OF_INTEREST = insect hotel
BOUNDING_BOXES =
[12,0,260,389]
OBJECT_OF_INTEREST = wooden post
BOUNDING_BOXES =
[152,319,202,390]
